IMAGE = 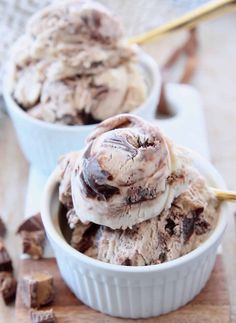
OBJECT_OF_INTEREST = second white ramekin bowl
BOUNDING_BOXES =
[3,49,161,175]
[41,150,227,319]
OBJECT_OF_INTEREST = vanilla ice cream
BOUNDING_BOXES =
[59,114,195,229]
[70,171,218,265]
[10,0,147,125]
[57,114,220,266]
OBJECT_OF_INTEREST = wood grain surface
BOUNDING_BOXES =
[1,11,236,323]
[15,256,229,323]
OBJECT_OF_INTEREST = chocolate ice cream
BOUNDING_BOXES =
[10,0,146,125]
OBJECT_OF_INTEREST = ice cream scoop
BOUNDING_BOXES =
[71,171,218,265]
[59,114,194,229]
[27,62,146,124]
[12,0,130,77]
[10,0,146,125]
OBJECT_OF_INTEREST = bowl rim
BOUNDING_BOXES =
[3,47,161,132]
[41,149,227,273]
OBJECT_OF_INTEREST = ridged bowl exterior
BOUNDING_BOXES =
[50,237,218,318]
[3,49,161,175]
[41,151,227,318]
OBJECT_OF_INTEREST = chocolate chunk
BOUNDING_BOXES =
[195,220,210,235]
[159,252,167,263]
[183,207,204,243]
[0,243,16,304]
[126,186,157,204]
[121,258,131,266]
[165,218,176,236]
[21,231,45,260]
[79,110,100,125]
[183,216,195,243]
[17,214,46,259]
[195,207,209,235]
[0,242,13,272]
[21,272,54,308]
[17,213,44,233]
[73,223,99,253]
[0,217,6,238]
[0,272,17,305]
[194,207,204,217]
[30,309,56,323]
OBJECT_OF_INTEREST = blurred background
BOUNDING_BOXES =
[0,0,209,94]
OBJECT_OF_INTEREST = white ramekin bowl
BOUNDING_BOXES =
[3,49,161,175]
[41,150,227,319]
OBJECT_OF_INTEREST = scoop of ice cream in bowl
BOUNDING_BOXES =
[41,114,227,318]
[3,0,161,174]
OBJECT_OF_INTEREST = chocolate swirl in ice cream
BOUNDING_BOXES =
[58,114,220,265]
[59,114,193,229]
[70,173,218,266]
[10,0,146,125]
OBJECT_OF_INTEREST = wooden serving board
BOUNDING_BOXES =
[15,255,230,322]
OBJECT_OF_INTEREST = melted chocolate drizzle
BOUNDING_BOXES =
[81,144,120,200]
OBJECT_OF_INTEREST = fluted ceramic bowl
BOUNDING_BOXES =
[41,150,227,318]
[3,48,161,175]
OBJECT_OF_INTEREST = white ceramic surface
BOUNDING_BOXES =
[41,151,227,318]
[3,49,161,175]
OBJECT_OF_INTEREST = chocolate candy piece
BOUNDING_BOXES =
[0,217,6,238]
[21,231,45,260]
[30,309,56,323]
[21,272,54,308]
[0,272,17,305]
[0,242,13,272]
[0,243,16,305]
[17,214,46,259]
[71,222,99,253]
[17,213,44,233]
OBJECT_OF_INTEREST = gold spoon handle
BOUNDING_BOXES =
[211,188,236,201]
[129,0,236,45]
